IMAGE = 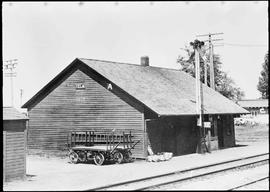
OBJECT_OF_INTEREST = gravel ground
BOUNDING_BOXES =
[235,122,268,144]
[3,123,269,191]
[3,141,268,191]
[150,162,269,190]
[234,178,269,190]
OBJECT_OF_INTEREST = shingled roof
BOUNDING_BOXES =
[22,58,248,116]
[3,107,29,120]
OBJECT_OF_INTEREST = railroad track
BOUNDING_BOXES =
[87,153,269,191]
[228,176,269,191]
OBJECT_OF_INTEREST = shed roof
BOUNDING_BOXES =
[237,99,269,108]
[3,107,29,120]
[22,58,248,116]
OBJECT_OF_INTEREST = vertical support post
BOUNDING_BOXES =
[129,131,132,148]
[20,89,23,107]
[92,131,94,145]
[204,54,207,85]
[70,132,72,147]
[88,131,90,146]
[195,45,208,154]
[122,132,125,149]
[74,132,76,147]
[195,48,203,154]
[85,131,87,146]
[209,38,215,90]
[196,32,223,89]
[195,49,201,116]
[207,128,211,153]
[4,59,18,107]
[106,134,108,151]
[106,134,108,149]
[112,132,115,149]
[200,61,205,141]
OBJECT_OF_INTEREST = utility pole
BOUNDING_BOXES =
[20,89,23,106]
[196,33,224,153]
[3,59,18,107]
[196,32,224,89]
[190,40,208,154]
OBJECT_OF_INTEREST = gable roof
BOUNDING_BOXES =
[237,99,269,108]
[22,58,248,116]
[3,107,29,120]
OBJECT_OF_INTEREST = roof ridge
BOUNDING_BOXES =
[78,57,183,73]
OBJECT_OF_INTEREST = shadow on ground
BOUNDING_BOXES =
[234,144,249,148]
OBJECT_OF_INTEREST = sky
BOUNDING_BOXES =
[2,1,269,110]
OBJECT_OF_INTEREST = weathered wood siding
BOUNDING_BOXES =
[146,114,237,156]
[27,69,145,158]
[3,121,27,181]
[146,116,199,156]
[219,115,236,148]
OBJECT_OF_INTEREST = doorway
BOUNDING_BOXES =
[217,116,224,148]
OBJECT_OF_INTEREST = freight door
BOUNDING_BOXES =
[146,119,162,154]
[217,116,224,148]
[161,121,176,155]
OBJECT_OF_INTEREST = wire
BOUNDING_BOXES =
[223,43,268,47]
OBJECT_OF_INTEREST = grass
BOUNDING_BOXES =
[235,123,269,143]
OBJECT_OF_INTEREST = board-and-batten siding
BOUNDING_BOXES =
[3,130,26,181]
[28,69,145,158]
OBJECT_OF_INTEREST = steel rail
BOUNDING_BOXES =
[138,158,268,190]
[86,153,269,191]
[228,176,269,191]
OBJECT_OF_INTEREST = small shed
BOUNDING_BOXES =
[3,107,29,182]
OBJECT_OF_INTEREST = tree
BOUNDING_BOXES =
[177,46,245,101]
[257,52,268,99]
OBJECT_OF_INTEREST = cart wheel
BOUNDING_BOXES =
[69,151,79,164]
[78,151,87,162]
[94,153,105,166]
[114,151,124,164]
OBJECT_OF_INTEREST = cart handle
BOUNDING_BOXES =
[110,141,122,154]
[127,140,140,152]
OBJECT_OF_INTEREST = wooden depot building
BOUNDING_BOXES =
[3,107,29,181]
[22,57,248,158]
[237,99,268,116]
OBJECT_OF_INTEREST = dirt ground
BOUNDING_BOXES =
[154,163,269,190]
[3,122,269,191]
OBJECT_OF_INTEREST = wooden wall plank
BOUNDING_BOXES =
[3,131,6,182]
[4,130,26,181]
[28,69,145,158]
